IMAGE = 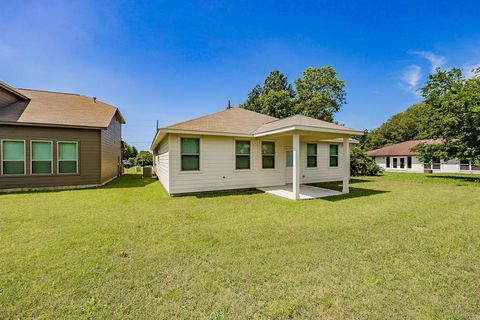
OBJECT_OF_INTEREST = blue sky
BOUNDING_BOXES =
[1,1,480,150]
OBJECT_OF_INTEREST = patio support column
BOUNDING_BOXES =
[292,133,300,200]
[342,137,350,193]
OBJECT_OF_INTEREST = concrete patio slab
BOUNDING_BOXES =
[258,184,343,200]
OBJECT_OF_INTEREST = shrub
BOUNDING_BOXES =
[350,146,382,176]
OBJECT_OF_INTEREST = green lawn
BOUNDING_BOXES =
[1,171,480,319]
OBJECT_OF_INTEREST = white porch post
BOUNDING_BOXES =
[292,133,300,200]
[342,137,350,193]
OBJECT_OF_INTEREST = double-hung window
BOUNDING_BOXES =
[31,141,52,174]
[58,142,78,174]
[307,143,317,167]
[2,140,25,175]
[329,144,339,167]
[181,138,200,171]
[235,140,250,170]
[262,141,275,169]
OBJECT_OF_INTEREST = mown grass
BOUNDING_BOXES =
[1,171,479,319]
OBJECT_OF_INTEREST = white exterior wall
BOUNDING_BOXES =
[299,141,345,184]
[154,136,170,193]
[374,156,480,174]
[164,134,347,195]
[374,156,424,173]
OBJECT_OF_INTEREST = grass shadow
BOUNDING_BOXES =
[308,181,389,202]
[101,173,157,189]
[179,188,264,199]
[425,175,480,183]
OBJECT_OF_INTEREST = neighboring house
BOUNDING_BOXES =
[367,139,480,173]
[0,80,125,191]
[151,108,363,200]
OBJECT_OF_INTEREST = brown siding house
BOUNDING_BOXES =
[0,80,125,191]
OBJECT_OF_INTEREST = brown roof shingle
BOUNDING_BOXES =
[166,108,277,135]
[0,88,124,128]
[367,139,441,156]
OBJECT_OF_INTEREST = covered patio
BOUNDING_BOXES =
[258,184,343,200]
[252,114,363,200]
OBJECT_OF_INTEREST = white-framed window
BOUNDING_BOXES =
[235,140,250,170]
[262,141,275,169]
[180,137,200,171]
[307,143,317,168]
[57,141,78,174]
[31,140,53,174]
[329,144,339,167]
[1,140,26,175]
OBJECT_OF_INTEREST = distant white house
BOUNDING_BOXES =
[151,108,363,200]
[367,140,480,173]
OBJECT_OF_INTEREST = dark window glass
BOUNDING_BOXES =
[407,156,412,169]
[262,142,275,169]
[386,156,390,168]
[329,145,338,167]
[181,138,200,171]
[235,140,250,169]
[400,157,405,168]
[307,143,317,168]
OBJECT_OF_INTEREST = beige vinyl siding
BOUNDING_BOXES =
[100,116,122,184]
[168,134,288,194]
[299,142,345,183]
[0,87,21,108]
[155,136,170,193]
[0,124,101,189]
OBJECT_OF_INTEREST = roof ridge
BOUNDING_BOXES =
[17,88,81,96]
[165,107,276,128]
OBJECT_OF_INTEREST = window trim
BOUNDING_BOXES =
[234,139,251,171]
[407,156,412,169]
[57,141,79,175]
[329,144,339,168]
[261,140,276,169]
[1,139,26,176]
[306,143,318,168]
[179,136,201,172]
[30,140,53,175]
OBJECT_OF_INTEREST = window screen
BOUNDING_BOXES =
[329,145,338,167]
[262,141,275,169]
[2,140,25,175]
[181,138,200,171]
[235,140,250,169]
[58,142,78,174]
[32,141,52,174]
[307,143,317,167]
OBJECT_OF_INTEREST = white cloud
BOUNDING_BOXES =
[463,63,480,78]
[408,51,447,72]
[401,64,422,95]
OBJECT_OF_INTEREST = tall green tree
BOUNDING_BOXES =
[294,66,346,122]
[365,103,428,150]
[414,67,480,163]
[122,142,138,160]
[240,67,346,121]
[240,85,263,113]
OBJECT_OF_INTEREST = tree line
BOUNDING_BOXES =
[363,67,480,165]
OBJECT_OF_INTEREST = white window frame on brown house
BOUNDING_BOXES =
[1,139,27,176]
[57,141,79,175]
[30,140,54,175]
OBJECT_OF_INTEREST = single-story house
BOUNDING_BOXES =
[0,80,125,191]
[151,108,363,200]
[367,139,480,173]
